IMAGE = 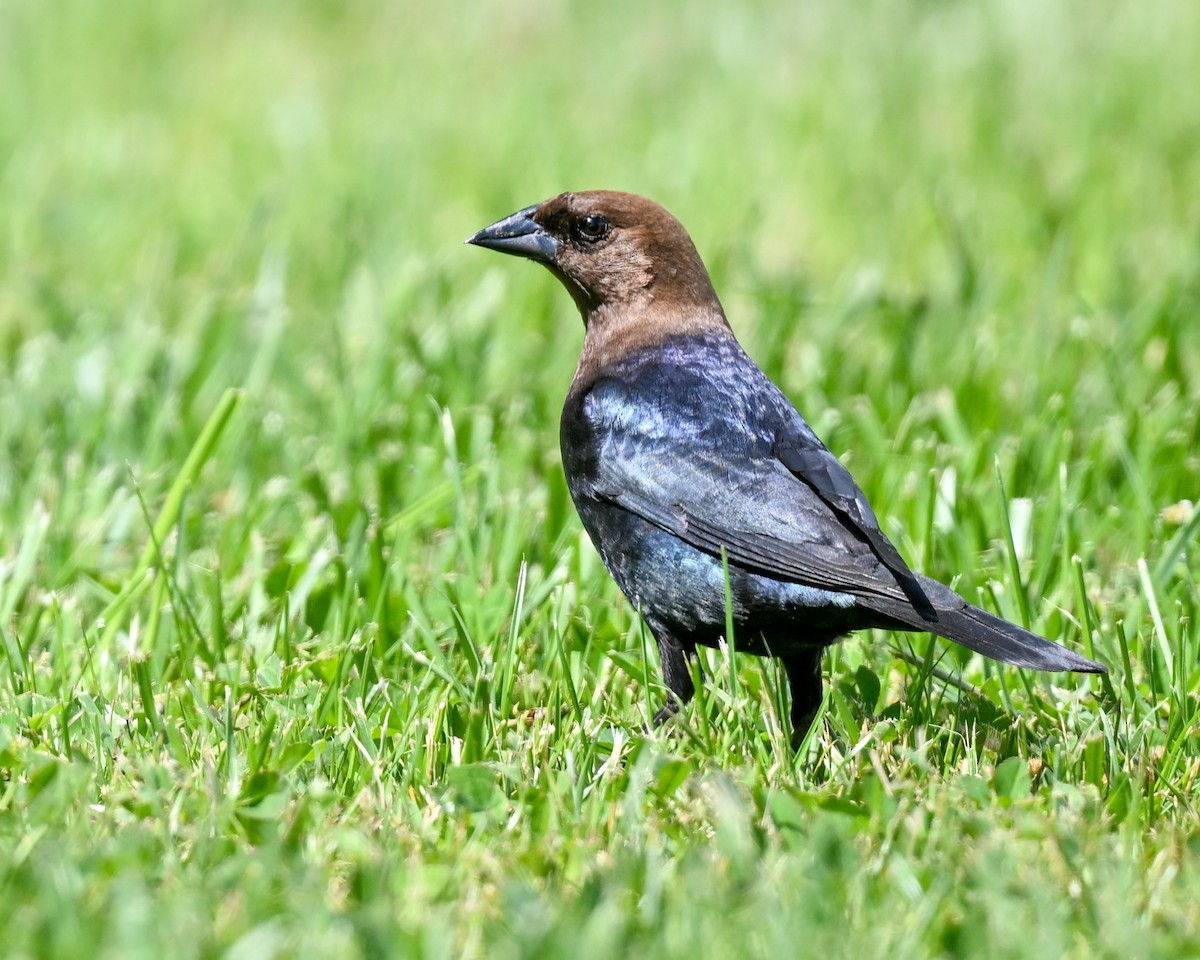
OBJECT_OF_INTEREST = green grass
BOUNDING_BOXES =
[2,0,1199,956]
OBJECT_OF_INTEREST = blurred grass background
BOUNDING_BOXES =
[1,0,1199,957]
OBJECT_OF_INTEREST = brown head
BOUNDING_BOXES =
[467,191,731,378]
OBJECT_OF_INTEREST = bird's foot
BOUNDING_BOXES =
[648,697,683,732]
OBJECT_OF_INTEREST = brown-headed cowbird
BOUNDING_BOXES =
[467,191,1106,745]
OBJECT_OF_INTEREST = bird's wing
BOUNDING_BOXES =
[773,436,932,612]
[582,381,922,604]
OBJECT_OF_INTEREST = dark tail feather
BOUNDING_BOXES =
[925,603,1106,673]
[866,576,1107,674]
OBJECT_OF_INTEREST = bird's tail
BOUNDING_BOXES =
[866,575,1107,674]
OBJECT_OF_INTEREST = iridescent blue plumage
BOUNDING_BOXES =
[563,331,860,645]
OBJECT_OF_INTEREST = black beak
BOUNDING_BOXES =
[466,204,559,264]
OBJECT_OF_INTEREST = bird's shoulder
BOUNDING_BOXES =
[565,331,806,445]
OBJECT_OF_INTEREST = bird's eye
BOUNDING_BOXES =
[573,213,611,243]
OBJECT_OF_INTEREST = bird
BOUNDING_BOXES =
[466,190,1106,746]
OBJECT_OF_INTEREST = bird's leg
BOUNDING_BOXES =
[651,634,696,727]
[783,649,825,749]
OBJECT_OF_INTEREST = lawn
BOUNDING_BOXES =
[1,0,1199,956]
